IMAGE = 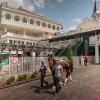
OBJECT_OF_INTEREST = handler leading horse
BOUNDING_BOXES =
[48,54,73,84]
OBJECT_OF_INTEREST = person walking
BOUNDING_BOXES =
[83,56,88,66]
[39,61,48,88]
[54,60,64,94]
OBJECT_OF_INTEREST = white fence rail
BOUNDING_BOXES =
[9,57,48,77]
[0,56,97,78]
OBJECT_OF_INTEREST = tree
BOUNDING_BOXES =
[67,47,73,72]
[66,47,73,60]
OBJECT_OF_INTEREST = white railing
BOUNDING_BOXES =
[38,40,70,48]
[0,56,97,78]
[1,32,42,41]
[8,57,49,77]
[89,35,100,44]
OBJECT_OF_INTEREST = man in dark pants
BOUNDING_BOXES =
[54,60,64,94]
[39,61,48,88]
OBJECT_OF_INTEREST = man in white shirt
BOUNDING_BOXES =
[54,60,64,94]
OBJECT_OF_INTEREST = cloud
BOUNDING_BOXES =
[33,0,45,8]
[1,0,24,7]
[0,0,64,10]
[0,0,46,11]
[23,0,35,11]
[46,1,55,8]
[73,18,82,23]
[68,18,82,31]
[68,25,77,31]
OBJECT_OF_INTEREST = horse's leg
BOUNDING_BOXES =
[69,74,72,81]
[69,67,72,81]
[65,68,68,83]
[65,67,72,82]
[65,77,68,83]
[50,68,55,89]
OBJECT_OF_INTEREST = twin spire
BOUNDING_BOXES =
[93,0,97,14]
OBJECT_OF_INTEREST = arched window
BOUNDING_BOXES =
[36,21,40,26]
[52,25,55,30]
[57,27,59,30]
[42,22,46,27]
[48,24,51,28]
[23,18,27,23]
[14,16,19,22]
[30,19,34,24]
[5,14,11,20]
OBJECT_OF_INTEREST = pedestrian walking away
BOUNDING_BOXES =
[39,61,48,88]
[83,56,89,66]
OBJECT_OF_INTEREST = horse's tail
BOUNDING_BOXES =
[70,65,73,73]
[68,60,73,73]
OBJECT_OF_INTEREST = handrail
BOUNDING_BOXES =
[1,33,42,40]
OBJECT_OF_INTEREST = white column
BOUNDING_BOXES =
[95,43,99,64]
[4,27,7,33]
[23,30,26,38]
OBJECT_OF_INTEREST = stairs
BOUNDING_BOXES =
[54,37,83,57]
[72,37,83,56]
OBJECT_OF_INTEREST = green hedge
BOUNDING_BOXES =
[17,74,27,81]
[31,71,38,79]
[5,71,39,86]
[5,76,15,85]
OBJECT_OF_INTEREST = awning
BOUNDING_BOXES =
[18,51,23,54]
[10,51,16,54]
[0,51,10,54]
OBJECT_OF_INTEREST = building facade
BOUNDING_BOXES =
[0,2,63,56]
[40,0,100,64]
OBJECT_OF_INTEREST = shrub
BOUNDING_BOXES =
[17,74,27,81]
[23,74,27,80]
[31,70,38,79]
[5,76,15,85]
[67,47,73,60]
[66,47,74,72]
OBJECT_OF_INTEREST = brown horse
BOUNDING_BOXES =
[59,59,73,83]
[48,55,73,83]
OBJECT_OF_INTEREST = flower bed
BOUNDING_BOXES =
[0,70,39,90]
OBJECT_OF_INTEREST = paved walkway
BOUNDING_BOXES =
[0,65,100,100]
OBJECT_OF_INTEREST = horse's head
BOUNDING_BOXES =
[48,56,56,69]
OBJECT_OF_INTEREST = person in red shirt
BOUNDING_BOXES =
[84,56,88,66]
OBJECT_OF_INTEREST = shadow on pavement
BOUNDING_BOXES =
[43,90,55,95]
[30,83,55,95]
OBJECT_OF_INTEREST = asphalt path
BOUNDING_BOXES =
[0,65,100,100]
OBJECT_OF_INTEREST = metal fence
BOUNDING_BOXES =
[9,57,48,77]
[0,56,97,78]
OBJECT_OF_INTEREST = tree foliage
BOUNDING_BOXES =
[67,47,73,60]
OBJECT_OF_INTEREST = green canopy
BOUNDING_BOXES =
[0,51,10,54]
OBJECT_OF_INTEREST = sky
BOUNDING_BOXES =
[0,0,99,32]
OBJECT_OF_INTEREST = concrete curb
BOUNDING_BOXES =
[0,74,51,90]
[0,66,83,90]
